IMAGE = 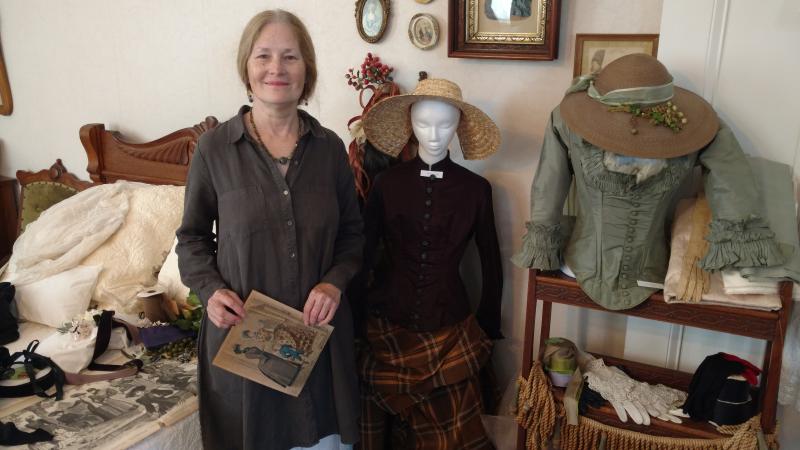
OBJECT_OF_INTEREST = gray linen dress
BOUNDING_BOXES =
[177,106,363,449]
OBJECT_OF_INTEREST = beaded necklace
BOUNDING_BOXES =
[248,110,299,165]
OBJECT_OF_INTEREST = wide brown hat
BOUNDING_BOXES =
[560,53,719,158]
[363,78,501,160]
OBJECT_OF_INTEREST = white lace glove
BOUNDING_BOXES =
[584,358,687,425]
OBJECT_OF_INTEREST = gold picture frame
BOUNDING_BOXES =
[573,34,659,77]
[408,13,439,50]
[356,0,391,44]
[0,38,11,116]
[448,0,561,60]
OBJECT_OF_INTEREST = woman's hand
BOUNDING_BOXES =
[207,288,246,329]
[303,283,341,326]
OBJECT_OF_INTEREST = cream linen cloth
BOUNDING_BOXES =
[664,197,782,311]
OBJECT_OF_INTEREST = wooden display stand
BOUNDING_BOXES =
[517,269,794,449]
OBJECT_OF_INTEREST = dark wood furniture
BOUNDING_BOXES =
[80,117,218,185]
[517,269,793,448]
[0,175,18,263]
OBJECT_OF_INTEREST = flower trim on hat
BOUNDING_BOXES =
[579,144,693,196]
[512,218,575,270]
[699,217,786,271]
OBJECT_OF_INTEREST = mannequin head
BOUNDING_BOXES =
[410,99,461,165]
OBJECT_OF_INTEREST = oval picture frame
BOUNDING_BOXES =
[356,0,390,43]
[408,13,439,50]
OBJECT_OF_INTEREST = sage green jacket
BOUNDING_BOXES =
[513,107,783,310]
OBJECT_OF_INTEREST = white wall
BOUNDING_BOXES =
[0,0,663,391]
[624,0,800,444]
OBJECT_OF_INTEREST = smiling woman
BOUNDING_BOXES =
[176,8,363,450]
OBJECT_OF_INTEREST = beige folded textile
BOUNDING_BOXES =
[665,198,782,311]
[721,270,779,295]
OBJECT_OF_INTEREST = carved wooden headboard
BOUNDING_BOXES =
[79,117,218,185]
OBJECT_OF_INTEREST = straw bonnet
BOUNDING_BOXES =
[362,78,501,160]
[560,53,719,158]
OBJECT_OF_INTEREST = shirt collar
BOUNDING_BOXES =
[227,105,325,144]
[412,153,453,171]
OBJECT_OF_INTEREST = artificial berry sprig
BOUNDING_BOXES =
[345,53,394,91]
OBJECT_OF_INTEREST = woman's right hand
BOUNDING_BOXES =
[207,288,246,328]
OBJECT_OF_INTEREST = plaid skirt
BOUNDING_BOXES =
[359,315,493,450]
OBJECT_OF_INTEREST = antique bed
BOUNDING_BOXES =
[0,115,217,449]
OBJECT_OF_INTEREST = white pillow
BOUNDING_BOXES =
[82,184,184,313]
[158,237,191,305]
[14,265,102,328]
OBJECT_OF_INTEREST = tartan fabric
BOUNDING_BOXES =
[359,315,493,450]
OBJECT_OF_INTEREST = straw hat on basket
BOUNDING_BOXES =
[363,78,500,160]
[560,53,719,158]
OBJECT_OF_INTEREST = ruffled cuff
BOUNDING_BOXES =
[698,217,786,271]
[512,221,568,270]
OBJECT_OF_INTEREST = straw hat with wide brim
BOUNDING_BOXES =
[560,53,719,158]
[363,78,500,160]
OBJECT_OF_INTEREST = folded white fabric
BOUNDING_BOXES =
[721,270,779,295]
[664,198,783,311]
[2,183,134,285]
[157,237,191,305]
[14,265,102,328]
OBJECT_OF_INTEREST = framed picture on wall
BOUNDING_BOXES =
[356,0,390,44]
[0,39,11,116]
[447,0,561,60]
[573,34,659,77]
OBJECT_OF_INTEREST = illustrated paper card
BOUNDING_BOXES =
[212,290,333,397]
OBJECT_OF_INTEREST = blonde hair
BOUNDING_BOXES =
[236,9,317,103]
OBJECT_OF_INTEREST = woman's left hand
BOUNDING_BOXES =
[303,282,341,326]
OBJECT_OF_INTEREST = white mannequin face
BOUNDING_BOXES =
[410,99,460,165]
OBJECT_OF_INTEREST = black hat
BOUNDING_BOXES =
[712,376,755,426]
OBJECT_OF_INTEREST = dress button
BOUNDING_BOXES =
[423,213,431,220]
[629,219,637,225]
[420,263,428,269]
[631,211,638,216]
[623,265,629,270]
[412,314,420,320]
[422,241,430,247]
[624,255,631,261]
[622,291,630,296]
[425,199,432,207]
[287,220,293,226]
[283,190,289,196]
[624,246,632,251]
[418,274,424,280]
[626,237,633,242]
[426,187,433,194]
[415,300,421,306]
[633,203,640,208]
[421,252,427,260]
[415,288,422,294]
[290,252,296,259]
[423,225,430,232]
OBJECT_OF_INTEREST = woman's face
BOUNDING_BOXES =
[247,22,306,110]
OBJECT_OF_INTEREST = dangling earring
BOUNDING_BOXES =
[247,90,254,103]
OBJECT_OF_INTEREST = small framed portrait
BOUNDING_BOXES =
[409,13,439,50]
[0,40,11,116]
[448,0,561,60]
[573,34,659,77]
[356,0,390,44]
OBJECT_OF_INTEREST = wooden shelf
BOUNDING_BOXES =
[518,269,794,449]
